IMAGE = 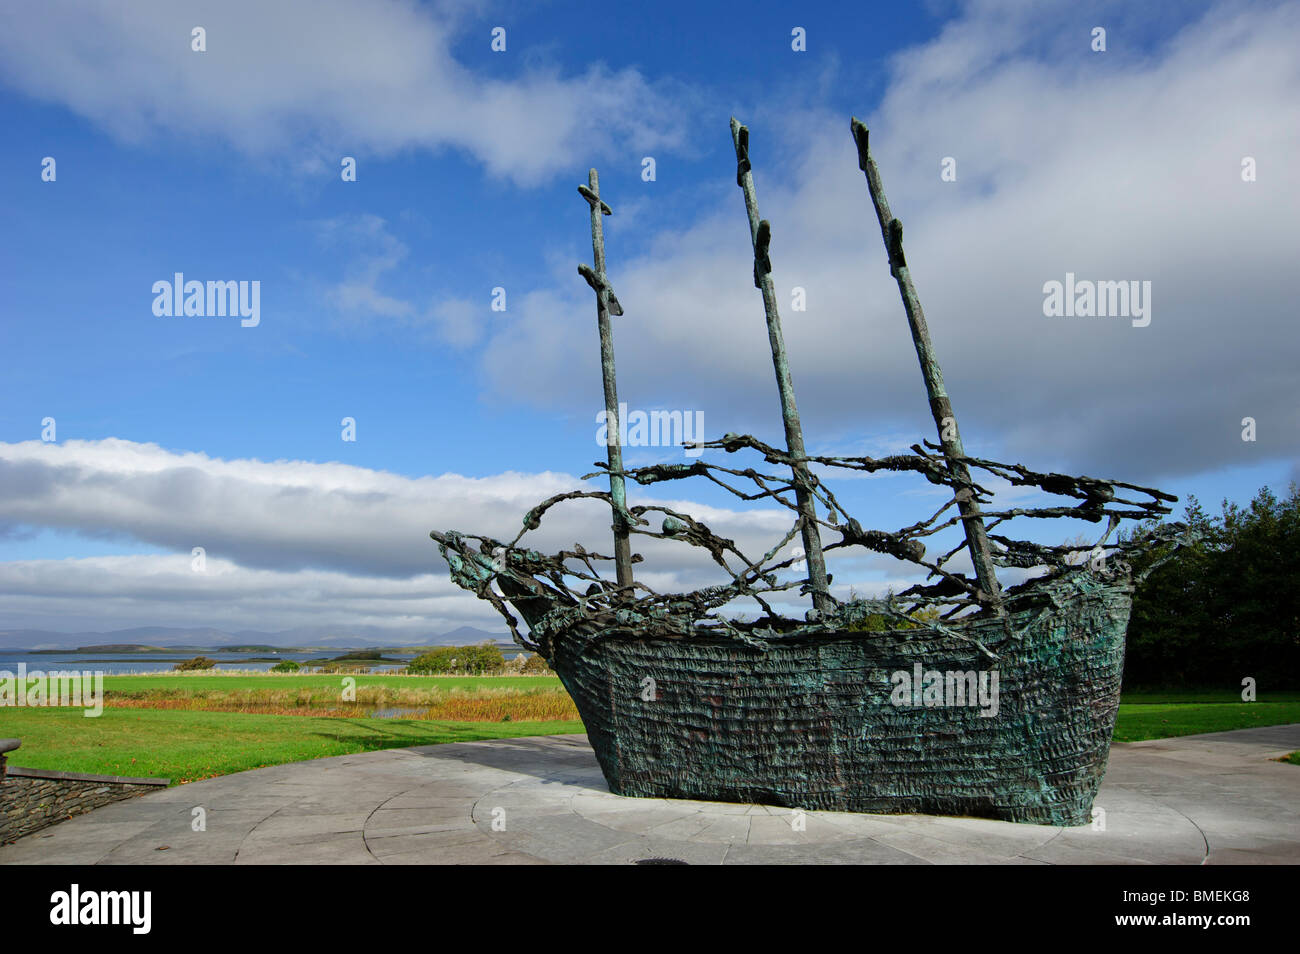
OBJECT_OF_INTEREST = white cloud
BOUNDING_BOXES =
[7,1,1285,636]
[1,439,921,632]
[0,555,467,638]
[0,438,574,578]
[0,0,690,185]
[479,1,1300,480]
[430,297,485,348]
[314,214,420,323]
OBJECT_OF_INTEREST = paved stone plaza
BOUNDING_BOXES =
[3,725,1296,865]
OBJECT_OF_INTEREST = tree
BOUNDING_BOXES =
[520,653,551,673]
[407,647,457,674]
[408,642,504,675]
[1124,485,1300,689]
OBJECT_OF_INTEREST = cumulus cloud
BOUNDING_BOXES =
[6,1,1287,637]
[0,0,690,185]
[0,439,927,632]
[429,297,485,348]
[0,555,464,637]
[481,0,1300,480]
[0,438,578,579]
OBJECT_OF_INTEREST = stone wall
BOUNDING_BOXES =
[0,765,169,844]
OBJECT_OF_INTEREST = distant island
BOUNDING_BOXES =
[31,644,171,654]
[27,642,514,658]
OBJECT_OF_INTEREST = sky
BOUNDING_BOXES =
[0,0,1296,641]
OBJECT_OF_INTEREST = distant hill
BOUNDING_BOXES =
[437,626,502,644]
[0,625,510,652]
[73,644,169,653]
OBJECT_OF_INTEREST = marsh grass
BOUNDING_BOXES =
[101,681,579,722]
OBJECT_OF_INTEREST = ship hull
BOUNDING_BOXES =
[547,575,1130,826]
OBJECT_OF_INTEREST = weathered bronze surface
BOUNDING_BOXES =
[550,572,1132,825]
[577,169,634,591]
[730,119,831,618]
[851,117,1004,612]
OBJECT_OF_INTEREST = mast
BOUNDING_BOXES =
[730,118,832,617]
[577,168,634,590]
[850,118,1003,611]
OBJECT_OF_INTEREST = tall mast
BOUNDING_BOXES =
[730,119,832,617]
[577,169,634,590]
[850,118,1003,611]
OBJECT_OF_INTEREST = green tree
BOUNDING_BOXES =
[408,642,504,675]
[520,653,551,673]
[1125,485,1300,689]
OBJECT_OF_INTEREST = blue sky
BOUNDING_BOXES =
[0,0,1295,640]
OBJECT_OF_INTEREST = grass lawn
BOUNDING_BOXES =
[3,676,1297,784]
[1119,690,1300,705]
[1112,692,1300,742]
[0,706,581,784]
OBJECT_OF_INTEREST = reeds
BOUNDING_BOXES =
[102,684,579,722]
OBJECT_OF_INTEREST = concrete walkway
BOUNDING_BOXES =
[3,725,1297,865]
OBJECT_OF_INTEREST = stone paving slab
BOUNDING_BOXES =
[2,725,1296,865]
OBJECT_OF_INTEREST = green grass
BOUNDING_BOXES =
[1281,752,1299,765]
[1120,689,1300,705]
[1111,688,1300,742]
[0,707,581,784]
[1112,701,1300,742]
[4,678,1298,784]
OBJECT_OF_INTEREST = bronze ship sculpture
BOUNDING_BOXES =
[431,118,1186,826]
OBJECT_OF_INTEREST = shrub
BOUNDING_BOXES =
[458,643,504,674]
[407,647,457,674]
[270,660,300,673]
[173,656,217,671]
[520,653,551,673]
[842,589,940,633]
[408,642,505,675]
